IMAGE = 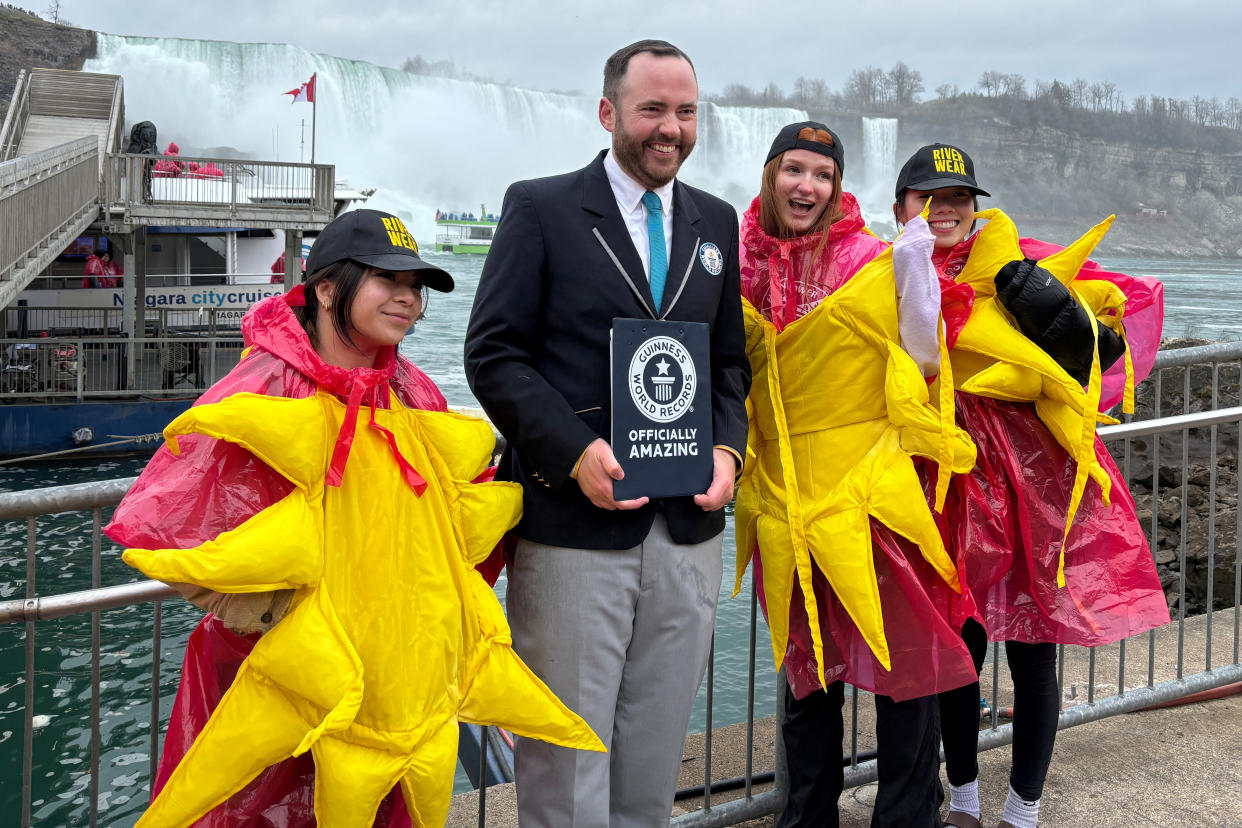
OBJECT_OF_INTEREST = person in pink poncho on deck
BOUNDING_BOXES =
[82,248,122,288]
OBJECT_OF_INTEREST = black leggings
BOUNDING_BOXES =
[938,619,1059,801]
[778,681,943,828]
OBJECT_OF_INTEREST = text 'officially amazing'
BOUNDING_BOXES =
[626,427,699,459]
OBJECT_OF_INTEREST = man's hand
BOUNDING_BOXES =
[694,448,738,512]
[575,438,650,511]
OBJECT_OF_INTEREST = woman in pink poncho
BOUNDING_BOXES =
[739,121,978,828]
[891,142,1169,828]
[105,209,457,827]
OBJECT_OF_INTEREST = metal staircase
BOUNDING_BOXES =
[0,67,335,311]
[0,68,125,162]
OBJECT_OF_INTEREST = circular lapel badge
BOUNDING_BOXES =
[628,336,697,423]
[699,242,723,276]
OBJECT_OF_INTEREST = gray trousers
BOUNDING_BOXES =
[508,514,723,827]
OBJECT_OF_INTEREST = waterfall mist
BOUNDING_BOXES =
[86,34,805,240]
[858,117,899,239]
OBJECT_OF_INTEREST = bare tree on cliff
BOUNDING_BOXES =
[1070,78,1089,108]
[845,66,886,111]
[977,70,1003,97]
[887,61,924,107]
[791,76,832,110]
[1000,73,1028,99]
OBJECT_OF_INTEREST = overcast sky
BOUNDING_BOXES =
[54,0,1239,104]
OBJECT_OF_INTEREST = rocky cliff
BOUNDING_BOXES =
[895,114,1242,258]
[1122,339,1241,617]
[0,9,95,115]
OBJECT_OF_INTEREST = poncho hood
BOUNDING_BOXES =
[740,192,888,331]
[243,286,399,405]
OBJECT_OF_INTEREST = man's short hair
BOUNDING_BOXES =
[602,40,696,103]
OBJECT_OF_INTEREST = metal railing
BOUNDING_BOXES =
[103,76,125,167]
[103,152,335,230]
[2,342,1242,827]
[4,301,273,339]
[0,137,101,298]
[0,68,31,161]
[0,335,246,400]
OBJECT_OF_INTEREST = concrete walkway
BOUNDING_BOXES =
[448,608,1242,826]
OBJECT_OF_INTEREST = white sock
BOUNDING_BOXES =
[1001,784,1041,828]
[948,779,981,819]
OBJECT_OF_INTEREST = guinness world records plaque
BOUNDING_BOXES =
[610,318,712,500]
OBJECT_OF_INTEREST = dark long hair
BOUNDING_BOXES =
[294,260,429,352]
[294,259,370,350]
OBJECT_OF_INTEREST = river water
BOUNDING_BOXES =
[1,250,1238,826]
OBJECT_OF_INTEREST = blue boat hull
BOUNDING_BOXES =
[0,398,197,459]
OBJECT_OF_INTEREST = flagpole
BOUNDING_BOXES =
[311,72,317,165]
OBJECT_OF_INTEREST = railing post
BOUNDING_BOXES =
[76,337,84,401]
[21,516,37,828]
[89,508,103,828]
[149,599,163,795]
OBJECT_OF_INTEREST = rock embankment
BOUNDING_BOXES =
[1114,338,1241,616]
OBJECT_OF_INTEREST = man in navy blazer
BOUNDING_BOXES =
[465,39,750,827]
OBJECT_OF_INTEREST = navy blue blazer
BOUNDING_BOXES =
[464,150,750,549]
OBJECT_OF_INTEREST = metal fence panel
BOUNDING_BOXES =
[3,342,1242,826]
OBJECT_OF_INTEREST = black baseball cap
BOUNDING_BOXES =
[894,143,990,199]
[765,121,845,175]
[305,208,454,292]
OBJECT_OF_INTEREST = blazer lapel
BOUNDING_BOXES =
[582,152,656,319]
[659,180,702,319]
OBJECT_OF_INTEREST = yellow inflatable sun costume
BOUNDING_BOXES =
[943,208,1134,585]
[734,233,977,687]
[124,391,604,828]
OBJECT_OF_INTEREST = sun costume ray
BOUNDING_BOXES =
[734,195,979,701]
[123,390,602,828]
[108,288,602,828]
[929,207,1170,645]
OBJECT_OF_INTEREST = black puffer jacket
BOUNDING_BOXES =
[125,121,159,155]
[994,258,1126,385]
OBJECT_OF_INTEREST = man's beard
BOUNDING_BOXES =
[612,119,695,190]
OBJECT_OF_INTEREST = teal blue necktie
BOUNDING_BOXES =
[641,190,668,312]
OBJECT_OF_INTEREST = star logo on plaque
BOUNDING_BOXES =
[628,336,697,423]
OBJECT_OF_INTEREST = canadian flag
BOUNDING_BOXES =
[284,73,316,103]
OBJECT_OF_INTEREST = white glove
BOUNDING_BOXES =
[892,214,942,377]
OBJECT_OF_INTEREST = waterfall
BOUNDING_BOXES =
[86,34,805,240]
[858,117,899,237]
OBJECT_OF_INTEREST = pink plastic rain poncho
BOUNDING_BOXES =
[931,223,1170,646]
[106,289,449,827]
[738,193,980,702]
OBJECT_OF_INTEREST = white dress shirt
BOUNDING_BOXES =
[603,149,674,282]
